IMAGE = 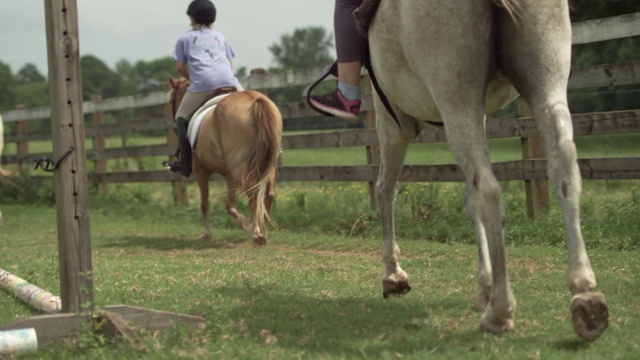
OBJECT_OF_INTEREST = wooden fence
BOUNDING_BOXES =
[1,13,640,213]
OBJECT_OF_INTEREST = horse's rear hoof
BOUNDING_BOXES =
[252,235,267,247]
[480,315,515,334]
[570,292,609,341]
[382,279,411,298]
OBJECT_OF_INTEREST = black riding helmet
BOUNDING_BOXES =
[187,0,216,25]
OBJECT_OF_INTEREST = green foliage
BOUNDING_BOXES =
[15,63,46,83]
[0,174,55,205]
[570,0,640,22]
[81,55,124,100]
[268,27,334,71]
[117,57,178,95]
[14,81,49,108]
[568,2,640,113]
[0,60,16,111]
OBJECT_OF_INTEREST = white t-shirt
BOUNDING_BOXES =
[173,28,239,92]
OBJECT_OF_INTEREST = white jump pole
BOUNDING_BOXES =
[0,268,61,314]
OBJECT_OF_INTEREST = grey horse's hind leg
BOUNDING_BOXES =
[497,0,608,341]
[464,184,492,311]
[374,100,417,298]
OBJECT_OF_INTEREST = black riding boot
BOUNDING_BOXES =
[167,117,192,177]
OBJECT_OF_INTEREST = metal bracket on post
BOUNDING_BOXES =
[31,147,75,172]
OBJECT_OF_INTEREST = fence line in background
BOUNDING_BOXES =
[1,14,639,216]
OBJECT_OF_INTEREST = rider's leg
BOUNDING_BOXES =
[309,0,365,122]
[166,90,214,177]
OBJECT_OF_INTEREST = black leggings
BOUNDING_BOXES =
[334,0,366,62]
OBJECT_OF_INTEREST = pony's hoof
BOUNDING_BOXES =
[382,279,411,298]
[570,292,609,341]
[252,235,267,247]
[240,220,253,233]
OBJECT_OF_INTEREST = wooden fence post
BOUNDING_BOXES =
[362,75,380,209]
[518,99,549,218]
[91,96,108,196]
[15,105,29,172]
[44,0,94,313]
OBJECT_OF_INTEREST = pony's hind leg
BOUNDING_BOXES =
[247,187,267,247]
[195,168,212,240]
[498,0,608,341]
[225,179,252,233]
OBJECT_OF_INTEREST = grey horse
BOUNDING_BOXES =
[368,0,608,341]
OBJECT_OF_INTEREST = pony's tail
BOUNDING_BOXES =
[245,96,282,231]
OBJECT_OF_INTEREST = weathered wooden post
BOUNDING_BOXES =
[518,99,549,218]
[0,0,204,346]
[44,0,94,313]
[15,105,29,172]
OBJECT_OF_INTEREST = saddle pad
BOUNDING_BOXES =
[186,93,231,149]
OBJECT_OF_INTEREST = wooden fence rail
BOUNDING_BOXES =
[1,13,639,213]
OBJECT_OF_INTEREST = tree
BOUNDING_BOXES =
[16,63,46,84]
[268,27,334,71]
[116,57,177,95]
[234,66,247,79]
[80,55,123,100]
[14,82,49,109]
[0,61,16,111]
[13,63,49,108]
[267,27,351,130]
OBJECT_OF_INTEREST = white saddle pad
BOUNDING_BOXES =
[186,93,231,149]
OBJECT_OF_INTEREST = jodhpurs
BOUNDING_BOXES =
[334,0,366,62]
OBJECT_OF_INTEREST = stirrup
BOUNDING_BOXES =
[302,61,339,117]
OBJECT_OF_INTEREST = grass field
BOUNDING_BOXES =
[0,133,639,359]
[1,198,639,359]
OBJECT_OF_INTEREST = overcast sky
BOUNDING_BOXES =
[1,0,334,76]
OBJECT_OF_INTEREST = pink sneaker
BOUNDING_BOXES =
[309,88,361,123]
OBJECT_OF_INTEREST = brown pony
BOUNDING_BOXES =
[167,77,282,246]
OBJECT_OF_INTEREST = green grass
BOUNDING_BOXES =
[0,133,639,358]
[1,177,639,359]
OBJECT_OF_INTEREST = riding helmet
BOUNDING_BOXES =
[187,0,216,24]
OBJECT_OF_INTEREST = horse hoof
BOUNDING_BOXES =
[479,314,515,334]
[473,292,490,312]
[570,292,609,341]
[252,235,267,247]
[382,279,411,298]
[240,220,253,233]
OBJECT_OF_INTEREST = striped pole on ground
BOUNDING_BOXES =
[0,268,61,313]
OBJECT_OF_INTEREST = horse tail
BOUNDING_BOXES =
[245,95,282,230]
